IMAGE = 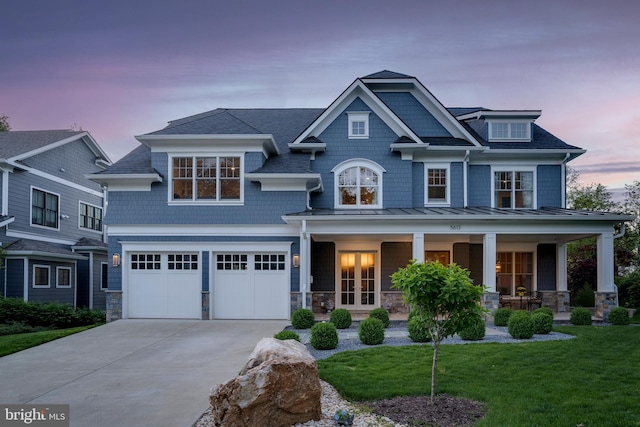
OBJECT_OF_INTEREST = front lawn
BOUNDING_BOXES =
[0,326,96,357]
[318,326,640,427]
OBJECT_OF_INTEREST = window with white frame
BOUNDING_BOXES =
[425,165,449,205]
[80,202,103,232]
[33,265,50,288]
[494,170,534,208]
[171,156,242,202]
[347,112,370,139]
[31,188,59,229]
[496,252,534,296]
[56,267,72,288]
[489,121,531,141]
[334,160,383,208]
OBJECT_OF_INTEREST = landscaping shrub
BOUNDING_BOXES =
[0,297,105,329]
[508,310,534,339]
[570,307,592,325]
[616,270,640,308]
[273,330,301,341]
[458,318,485,341]
[608,307,630,326]
[291,308,315,329]
[0,322,52,336]
[310,322,338,350]
[493,307,512,327]
[407,315,431,343]
[531,312,553,334]
[533,307,554,321]
[573,285,595,307]
[329,308,352,329]
[358,317,385,345]
[368,308,390,328]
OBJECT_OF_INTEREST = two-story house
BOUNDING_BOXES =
[91,71,631,322]
[0,130,112,310]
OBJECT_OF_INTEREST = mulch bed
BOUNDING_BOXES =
[367,394,486,427]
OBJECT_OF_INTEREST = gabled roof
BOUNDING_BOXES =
[362,70,415,79]
[72,237,107,252]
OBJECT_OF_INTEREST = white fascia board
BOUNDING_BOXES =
[136,134,279,157]
[86,173,163,191]
[119,240,293,253]
[5,251,87,261]
[80,133,113,165]
[480,149,586,163]
[291,80,421,145]
[107,223,300,237]
[245,173,322,192]
[287,142,326,153]
[0,216,15,228]
[6,229,77,245]
[457,110,542,121]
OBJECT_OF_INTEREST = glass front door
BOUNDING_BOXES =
[339,252,376,309]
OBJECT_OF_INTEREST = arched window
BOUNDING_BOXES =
[332,159,384,208]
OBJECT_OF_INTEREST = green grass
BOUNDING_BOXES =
[318,326,640,427]
[0,325,96,357]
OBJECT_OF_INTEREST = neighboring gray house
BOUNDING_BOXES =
[91,71,632,321]
[0,130,112,309]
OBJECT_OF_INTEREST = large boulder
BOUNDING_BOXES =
[209,338,321,427]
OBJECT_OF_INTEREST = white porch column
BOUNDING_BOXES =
[412,233,425,263]
[483,233,497,292]
[556,243,568,292]
[300,220,310,309]
[597,231,615,292]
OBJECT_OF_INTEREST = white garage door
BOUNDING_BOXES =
[128,253,201,319]
[214,253,289,319]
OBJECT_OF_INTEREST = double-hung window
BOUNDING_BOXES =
[425,165,449,205]
[33,265,50,288]
[172,156,242,202]
[334,160,384,208]
[32,188,59,229]
[80,202,103,232]
[56,267,72,288]
[494,170,534,209]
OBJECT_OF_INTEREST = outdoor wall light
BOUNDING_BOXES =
[292,254,300,268]
[495,262,501,274]
[112,253,121,267]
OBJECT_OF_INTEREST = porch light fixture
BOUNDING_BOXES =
[292,254,300,268]
[495,262,501,274]
[112,253,121,267]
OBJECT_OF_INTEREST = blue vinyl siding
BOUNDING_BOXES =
[450,162,464,207]
[5,259,25,299]
[412,162,424,207]
[467,165,491,206]
[537,165,562,208]
[375,92,452,136]
[27,260,75,305]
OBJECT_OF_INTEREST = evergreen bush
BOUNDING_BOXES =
[329,308,352,329]
[310,322,338,350]
[458,318,485,341]
[407,315,432,343]
[573,286,595,307]
[570,307,592,325]
[533,307,554,321]
[291,308,315,329]
[531,312,553,334]
[274,330,301,341]
[368,308,390,328]
[494,307,513,327]
[508,310,534,339]
[358,317,385,345]
[608,307,630,325]
[0,297,105,329]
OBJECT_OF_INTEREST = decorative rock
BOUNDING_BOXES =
[209,338,321,427]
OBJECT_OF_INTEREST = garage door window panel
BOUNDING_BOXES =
[131,254,161,270]
[254,254,286,271]
[168,254,199,270]
[217,254,248,270]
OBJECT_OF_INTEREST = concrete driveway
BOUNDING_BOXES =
[0,319,288,427]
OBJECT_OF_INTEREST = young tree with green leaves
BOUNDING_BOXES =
[391,261,485,402]
[0,115,10,132]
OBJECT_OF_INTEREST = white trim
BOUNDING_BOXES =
[107,223,300,237]
[137,134,279,157]
[6,230,76,245]
[86,173,162,191]
[334,241,381,310]
[332,159,385,209]
[56,266,72,288]
[457,110,541,121]
[491,166,537,209]
[1,169,8,216]
[245,173,322,192]
[424,163,450,207]
[33,264,51,288]
[347,112,370,139]
[78,201,103,233]
[22,259,28,301]
[30,186,60,231]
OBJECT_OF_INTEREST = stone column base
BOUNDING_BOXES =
[105,290,123,322]
[201,291,210,320]
[310,292,336,313]
[380,291,409,313]
[595,292,618,320]
[482,292,499,315]
[555,291,571,313]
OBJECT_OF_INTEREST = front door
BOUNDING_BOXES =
[338,252,376,310]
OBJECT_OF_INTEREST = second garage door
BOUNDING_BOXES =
[214,253,289,319]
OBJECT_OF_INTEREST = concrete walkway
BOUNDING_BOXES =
[0,319,288,427]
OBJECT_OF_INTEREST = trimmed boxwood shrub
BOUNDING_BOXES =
[291,308,315,329]
[407,315,432,343]
[531,312,553,334]
[458,318,485,341]
[608,307,630,325]
[310,322,338,350]
[494,307,513,327]
[369,308,390,328]
[508,310,534,339]
[329,308,352,329]
[570,307,592,325]
[274,330,301,341]
[0,297,105,328]
[358,317,385,345]
[533,307,554,321]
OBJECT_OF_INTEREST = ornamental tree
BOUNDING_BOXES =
[392,260,485,402]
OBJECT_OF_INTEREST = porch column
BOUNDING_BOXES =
[482,233,497,292]
[555,243,570,313]
[412,233,425,263]
[595,231,618,319]
[299,221,311,310]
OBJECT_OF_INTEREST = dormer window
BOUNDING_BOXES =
[348,112,370,139]
[488,121,531,141]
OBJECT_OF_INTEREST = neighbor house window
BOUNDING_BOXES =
[494,170,534,208]
[56,267,72,288]
[347,112,370,139]
[80,202,103,232]
[496,252,534,296]
[31,188,59,229]
[33,265,50,288]
[489,121,531,141]
[172,156,242,202]
[425,165,450,205]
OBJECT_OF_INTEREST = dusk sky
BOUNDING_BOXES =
[2,0,638,192]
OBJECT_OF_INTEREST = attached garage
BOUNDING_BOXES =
[128,253,201,319]
[213,252,290,319]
